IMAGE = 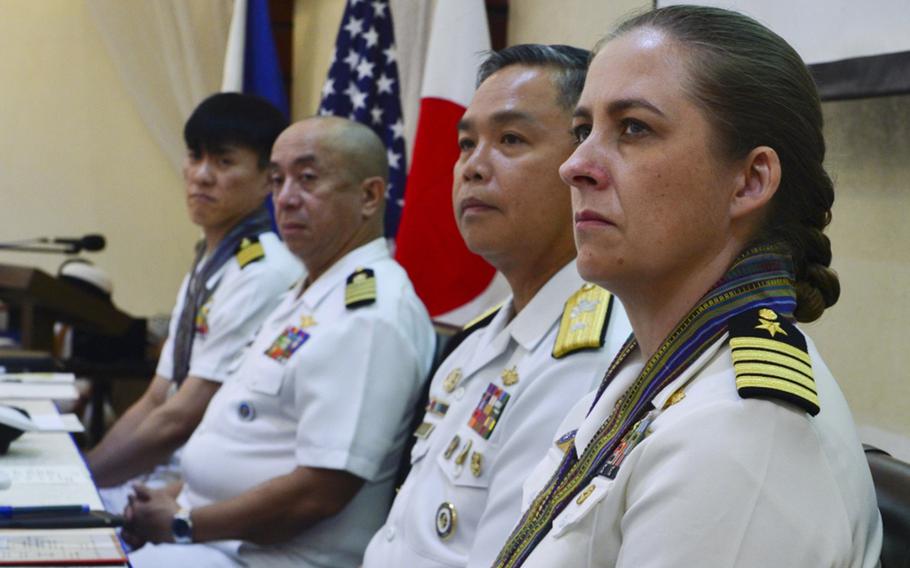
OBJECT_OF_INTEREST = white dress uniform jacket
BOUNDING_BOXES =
[101,231,301,513]
[133,238,434,568]
[517,332,883,568]
[363,262,631,568]
[156,232,303,385]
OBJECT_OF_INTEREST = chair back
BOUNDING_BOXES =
[865,445,910,568]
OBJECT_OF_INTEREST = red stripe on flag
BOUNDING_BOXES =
[395,97,496,316]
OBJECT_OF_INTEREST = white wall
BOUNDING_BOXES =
[507,0,649,48]
[0,1,202,316]
[809,94,910,460]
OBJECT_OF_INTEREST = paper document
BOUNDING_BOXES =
[30,413,84,433]
[0,373,75,384]
[0,530,126,565]
[0,407,83,433]
[0,466,99,507]
[0,383,78,400]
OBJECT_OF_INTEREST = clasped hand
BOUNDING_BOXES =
[121,483,180,550]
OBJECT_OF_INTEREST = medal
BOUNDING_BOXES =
[435,502,457,540]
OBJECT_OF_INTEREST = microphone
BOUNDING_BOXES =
[0,234,106,254]
[52,234,106,253]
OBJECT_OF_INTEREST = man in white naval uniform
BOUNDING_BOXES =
[362,45,631,568]
[87,93,302,513]
[123,116,435,568]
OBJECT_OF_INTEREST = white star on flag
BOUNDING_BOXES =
[387,149,401,170]
[344,17,364,37]
[351,89,368,110]
[356,58,375,79]
[376,74,395,94]
[344,50,360,70]
[344,82,360,99]
[321,79,335,98]
[383,45,397,65]
[363,27,379,48]
[319,0,408,236]
[390,119,405,140]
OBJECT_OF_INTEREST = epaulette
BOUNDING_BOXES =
[728,307,819,416]
[235,236,265,269]
[345,267,376,309]
[552,283,613,359]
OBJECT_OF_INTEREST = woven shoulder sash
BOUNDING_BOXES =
[494,245,799,568]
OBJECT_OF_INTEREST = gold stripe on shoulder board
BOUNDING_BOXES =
[728,307,819,416]
[345,267,376,309]
[552,283,613,359]
[236,237,265,269]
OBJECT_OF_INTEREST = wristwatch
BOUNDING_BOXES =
[171,508,194,544]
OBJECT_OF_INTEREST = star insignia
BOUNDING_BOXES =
[570,298,599,319]
[755,318,787,338]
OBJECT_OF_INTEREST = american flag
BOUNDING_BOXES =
[318,0,407,237]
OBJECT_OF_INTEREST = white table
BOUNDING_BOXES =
[0,399,127,566]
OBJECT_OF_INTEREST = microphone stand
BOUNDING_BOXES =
[0,238,80,254]
[0,243,79,254]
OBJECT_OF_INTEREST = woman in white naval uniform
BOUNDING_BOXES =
[494,6,883,568]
